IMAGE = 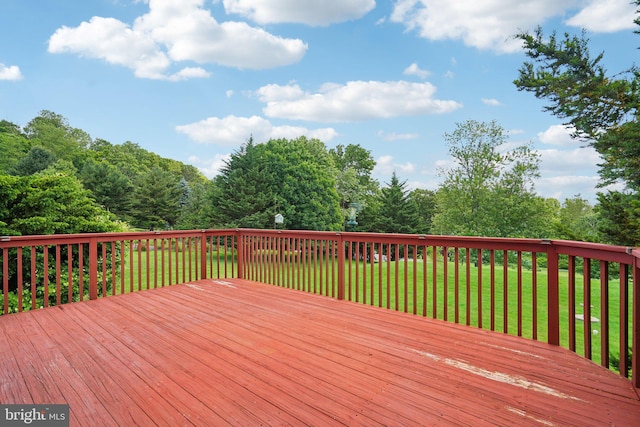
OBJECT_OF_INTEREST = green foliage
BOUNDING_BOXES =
[131,167,182,229]
[514,16,640,245]
[433,120,546,237]
[410,189,437,234]
[24,110,89,161]
[210,137,342,231]
[329,144,379,225]
[80,160,134,219]
[366,172,420,234]
[10,146,57,176]
[553,195,601,242]
[0,120,30,173]
[176,182,209,229]
[0,170,125,236]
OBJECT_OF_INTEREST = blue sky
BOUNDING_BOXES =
[0,0,637,203]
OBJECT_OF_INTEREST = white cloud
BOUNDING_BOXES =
[390,0,609,53]
[537,146,601,173]
[176,115,337,145]
[537,124,578,146]
[377,130,419,141]
[256,80,462,122]
[535,174,601,202]
[188,153,230,178]
[403,62,430,79]
[0,63,22,80]
[222,0,375,26]
[566,0,637,32]
[374,155,416,176]
[481,98,501,106]
[48,0,307,80]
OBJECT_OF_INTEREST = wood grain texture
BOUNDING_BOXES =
[1,278,639,426]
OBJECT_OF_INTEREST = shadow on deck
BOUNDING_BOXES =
[1,278,639,426]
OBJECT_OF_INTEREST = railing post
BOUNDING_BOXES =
[236,230,244,279]
[632,251,640,389]
[200,231,208,280]
[546,241,560,346]
[89,237,98,300]
[337,233,345,300]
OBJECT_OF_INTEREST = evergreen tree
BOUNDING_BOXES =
[514,14,640,244]
[11,147,57,176]
[370,172,419,234]
[131,167,181,229]
[80,160,134,219]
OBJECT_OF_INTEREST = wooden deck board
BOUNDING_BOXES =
[1,278,639,426]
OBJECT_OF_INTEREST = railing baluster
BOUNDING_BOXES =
[600,260,609,368]
[517,251,523,337]
[584,258,592,360]
[620,263,629,377]
[478,249,483,329]
[3,248,8,314]
[490,249,495,331]
[532,252,538,340]
[43,246,49,307]
[30,246,36,310]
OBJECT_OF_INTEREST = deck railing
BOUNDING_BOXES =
[1,229,638,389]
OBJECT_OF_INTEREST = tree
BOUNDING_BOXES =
[433,120,544,237]
[0,120,29,173]
[176,182,210,230]
[329,144,379,226]
[24,110,90,161]
[514,16,640,245]
[80,160,134,219]
[210,137,342,231]
[410,188,437,234]
[368,172,419,234]
[551,195,600,242]
[0,170,123,236]
[10,147,57,176]
[131,167,182,229]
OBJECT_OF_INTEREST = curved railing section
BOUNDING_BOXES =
[1,229,638,389]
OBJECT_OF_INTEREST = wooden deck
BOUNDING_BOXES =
[1,278,639,426]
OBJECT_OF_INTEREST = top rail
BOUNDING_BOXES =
[1,228,638,388]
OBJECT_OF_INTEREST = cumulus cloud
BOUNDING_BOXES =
[389,0,630,53]
[403,63,430,79]
[481,98,501,106]
[537,146,601,173]
[188,153,231,178]
[0,63,22,80]
[374,155,416,176]
[256,81,462,122]
[377,130,419,141]
[175,115,337,145]
[566,0,637,32]
[222,0,375,26]
[47,0,307,80]
[537,124,577,146]
[535,174,601,201]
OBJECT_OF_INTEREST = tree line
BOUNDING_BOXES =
[0,110,608,245]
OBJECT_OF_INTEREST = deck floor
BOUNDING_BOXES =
[1,278,639,426]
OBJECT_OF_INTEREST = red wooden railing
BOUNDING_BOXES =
[1,229,638,389]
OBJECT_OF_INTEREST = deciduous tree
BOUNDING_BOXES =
[433,120,544,237]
